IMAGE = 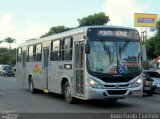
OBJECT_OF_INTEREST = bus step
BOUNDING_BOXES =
[44,89,49,93]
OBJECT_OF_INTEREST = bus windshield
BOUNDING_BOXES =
[87,40,142,75]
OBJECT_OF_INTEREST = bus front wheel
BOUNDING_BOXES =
[64,82,75,104]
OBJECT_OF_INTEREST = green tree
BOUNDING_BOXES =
[4,37,16,49]
[0,40,3,44]
[145,37,157,59]
[78,12,110,27]
[41,12,110,38]
[157,21,160,36]
[41,26,73,38]
[0,48,16,65]
[145,21,160,59]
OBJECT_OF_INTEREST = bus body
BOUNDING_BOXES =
[16,26,143,103]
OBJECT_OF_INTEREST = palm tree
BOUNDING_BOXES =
[4,37,16,49]
[0,40,3,48]
[0,40,3,44]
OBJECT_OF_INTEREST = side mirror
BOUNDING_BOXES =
[85,41,90,54]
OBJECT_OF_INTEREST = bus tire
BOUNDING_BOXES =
[29,76,36,94]
[64,81,75,104]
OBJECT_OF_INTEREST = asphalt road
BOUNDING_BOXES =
[0,76,160,119]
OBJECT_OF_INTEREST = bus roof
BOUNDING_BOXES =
[18,25,137,48]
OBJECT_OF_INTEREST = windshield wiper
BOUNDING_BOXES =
[121,41,129,53]
[119,44,121,59]
[102,41,111,62]
[119,41,129,60]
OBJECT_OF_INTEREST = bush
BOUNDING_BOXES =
[142,61,150,70]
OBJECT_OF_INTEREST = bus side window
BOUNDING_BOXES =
[26,47,29,62]
[17,48,22,62]
[62,37,73,61]
[35,44,42,62]
[50,40,61,61]
[28,45,34,62]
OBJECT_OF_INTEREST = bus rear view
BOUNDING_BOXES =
[85,27,143,100]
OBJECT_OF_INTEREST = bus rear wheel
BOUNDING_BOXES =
[64,82,75,104]
[29,76,36,93]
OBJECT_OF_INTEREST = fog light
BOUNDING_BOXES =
[133,90,142,94]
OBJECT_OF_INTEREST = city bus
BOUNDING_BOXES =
[16,26,143,103]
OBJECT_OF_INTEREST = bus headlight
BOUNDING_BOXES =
[87,78,102,89]
[132,78,143,87]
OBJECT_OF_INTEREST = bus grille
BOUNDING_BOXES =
[107,90,127,95]
[104,84,130,88]
[100,76,135,83]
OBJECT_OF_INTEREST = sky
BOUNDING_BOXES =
[0,0,160,48]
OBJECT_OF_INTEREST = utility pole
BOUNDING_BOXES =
[141,30,147,42]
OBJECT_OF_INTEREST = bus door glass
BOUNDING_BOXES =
[22,52,26,67]
[43,47,49,90]
[74,41,85,97]
[22,51,26,84]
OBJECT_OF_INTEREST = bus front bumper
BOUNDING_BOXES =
[85,85,143,100]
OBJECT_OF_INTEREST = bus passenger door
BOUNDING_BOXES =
[22,51,26,85]
[43,47,49,92]
[74,41,85,97]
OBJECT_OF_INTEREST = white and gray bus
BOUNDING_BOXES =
[16,26,143,103]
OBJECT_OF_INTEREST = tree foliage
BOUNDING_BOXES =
[145,37,157,59]
[145,21,160,59]
[41,26,73,38]
[41,12,110,37]
[157,21,160,36]
[0,48,16,65]
[78,12,110,27]
[4,37,16,49]
[0,38,16,65]
[0,40,3,44]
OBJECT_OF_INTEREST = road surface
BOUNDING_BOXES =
[0,76,160,119]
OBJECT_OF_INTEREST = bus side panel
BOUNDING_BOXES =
[48,33,85,95]
[48,62,62,94]
[26,62,44,90]
[61,62,74,93]
[16,63,26,87]
[23,62,35,89]
[48,62,74,95]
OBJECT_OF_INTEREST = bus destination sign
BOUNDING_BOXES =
[97,30,128,38]
[87,28,140,40]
